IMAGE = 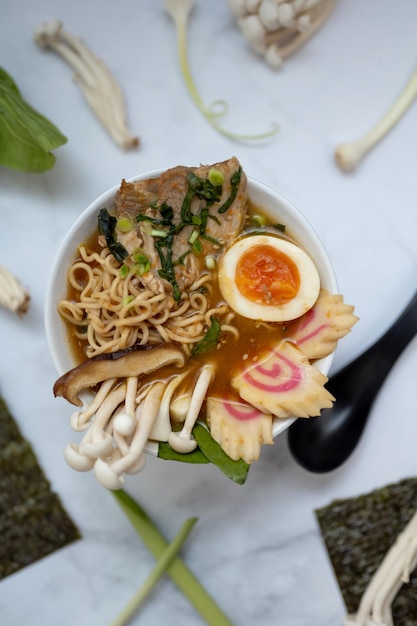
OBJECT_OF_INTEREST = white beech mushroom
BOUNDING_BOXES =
[64,442,95,472]
[168,364,215,453]
[94,382,165,489]
[344,509,417,626]
[149,373,188,442]
[79,383,127,459]
[335,65,417,171]
[228,0,337,69]
[0,265,30,315]
[69,378,117,431]
[65,384,125,472]
[109,376,138,437]
[34,19,139,150]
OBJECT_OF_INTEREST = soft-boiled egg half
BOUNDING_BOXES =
[218,234,320,322]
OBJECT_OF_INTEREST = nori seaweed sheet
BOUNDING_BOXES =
[0,395,80,580]
[316,478,417,626]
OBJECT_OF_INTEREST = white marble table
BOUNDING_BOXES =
[1,1,417,624]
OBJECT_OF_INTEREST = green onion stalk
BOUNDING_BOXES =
[163,0,279,142]
[111,489,234,626]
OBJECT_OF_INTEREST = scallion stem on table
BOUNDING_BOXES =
[109,516,197,626]
[112,489,234,626]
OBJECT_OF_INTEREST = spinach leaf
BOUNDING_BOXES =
[158,442,210,464]
[157,424,250,485]
[193,423,250,485]
[186,172,222,206]
[98,208,129,263]
[0,67,67,172]
[218,166,242,214]
[192,316,221,356]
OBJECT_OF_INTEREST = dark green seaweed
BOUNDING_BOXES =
[0,394,80,580]
[316,477,417,625]
[0,492,80,580]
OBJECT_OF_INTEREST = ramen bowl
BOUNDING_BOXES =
[45,168,338,458]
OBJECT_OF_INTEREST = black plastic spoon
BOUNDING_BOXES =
[287,290,417,473]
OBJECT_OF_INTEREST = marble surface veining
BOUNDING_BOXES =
[1,1,417,624]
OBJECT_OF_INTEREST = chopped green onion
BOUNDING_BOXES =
[192,239,203,255]
[151,229,168,238]
[135,261,151,276]
[205,255,216,270]
[251,214,267,227]
[122,295,135,307]
[191,215,202,225]
[117,216,134,233]
[208,168,224,186]
[188,229,199,244]
[132,251,149,264]
[119,264,129,279]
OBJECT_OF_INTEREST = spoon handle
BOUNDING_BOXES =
[344,289,417,386]
[287,290,417,473]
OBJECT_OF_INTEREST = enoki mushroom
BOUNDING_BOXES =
[34,19,139,150]
[344,509,417,626]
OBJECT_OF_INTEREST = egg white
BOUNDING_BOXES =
[217,234,320,322]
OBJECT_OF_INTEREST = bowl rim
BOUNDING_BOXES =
[45,169,338,450]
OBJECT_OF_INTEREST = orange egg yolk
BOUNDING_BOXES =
[235,244,300,306]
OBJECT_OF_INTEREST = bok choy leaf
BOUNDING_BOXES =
[0,67,67,172]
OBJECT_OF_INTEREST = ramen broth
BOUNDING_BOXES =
[63,201,313,408]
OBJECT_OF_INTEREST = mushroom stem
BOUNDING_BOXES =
[34,19,139,150]
[113,382,165,475]
[149,373,188,442]
[345,509,417,626]
[0,265,30,315]
[79,384,126,458]
[70,378,117,431]
[335,66,417,171]
[168,365,214,454]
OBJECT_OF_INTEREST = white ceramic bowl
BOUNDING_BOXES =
[45,170,338,449]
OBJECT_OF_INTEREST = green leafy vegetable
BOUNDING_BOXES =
[187,171,222,206]
[98,208,129,264]
[218,167,242,214]
[158,419,250,485]
[155,233,182,302]
[192,316,221,356]
[112,489,234,625]
[0,67,67,172]
[273,223,286,232]
[193,423,250,485]
[158,442,210,464]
